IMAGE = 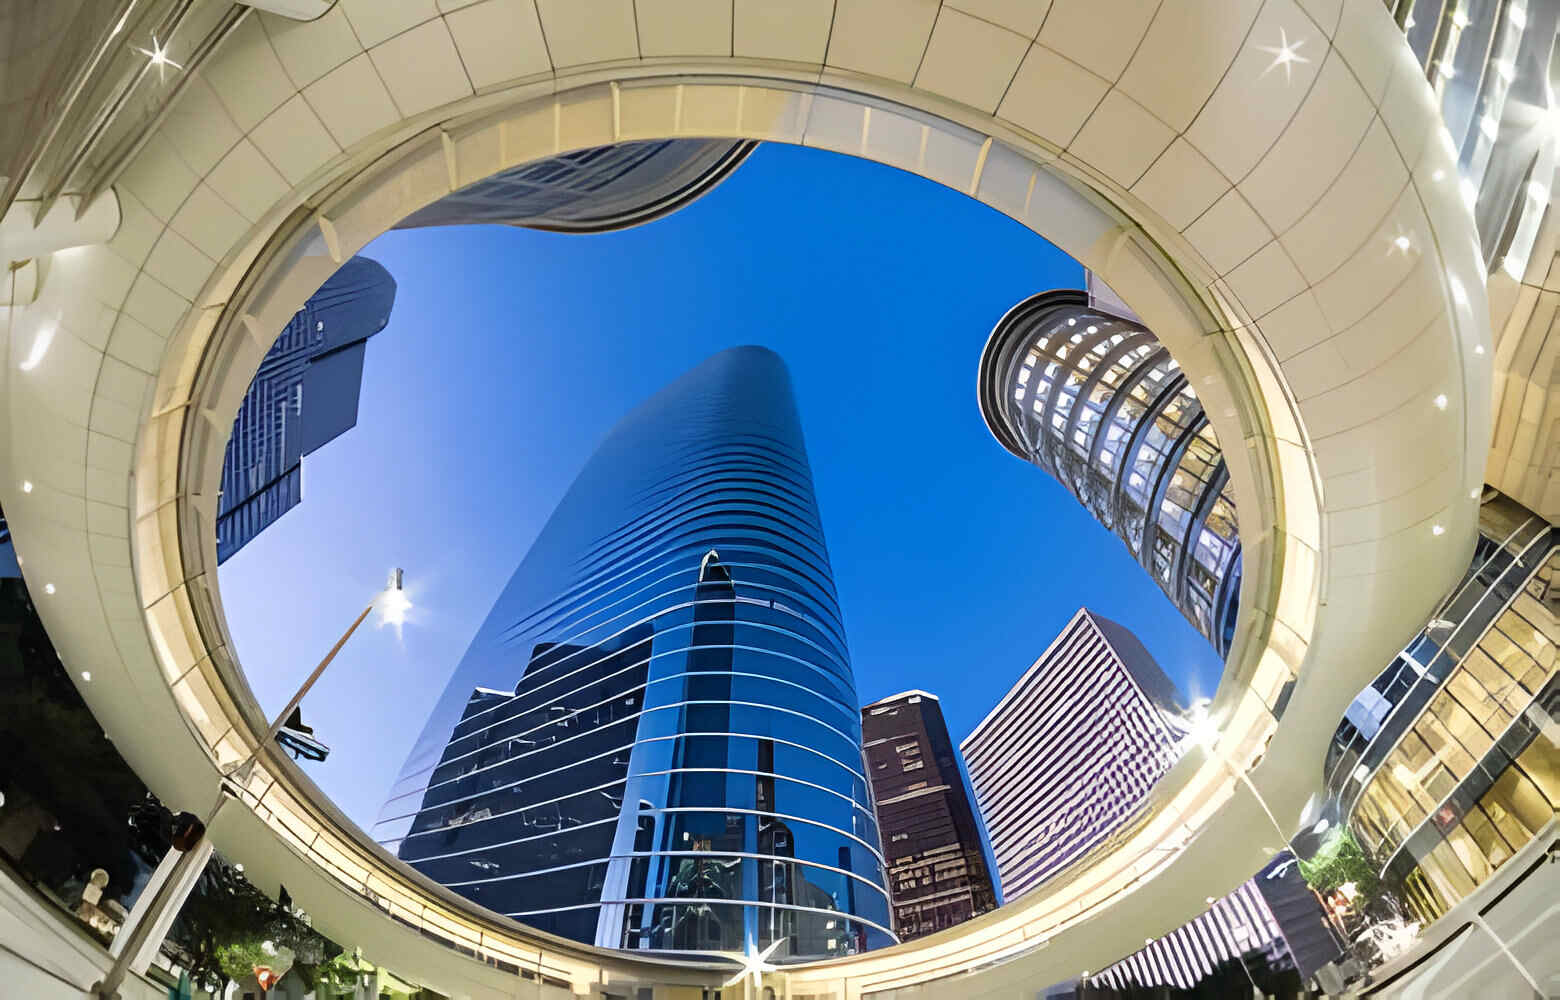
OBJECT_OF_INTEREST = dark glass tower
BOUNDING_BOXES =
[861,690,997,940]
[377,347,893,959]
[216,256,396,562]
[396,139,755,234]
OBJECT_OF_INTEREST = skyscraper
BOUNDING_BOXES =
[216,256,396,562]
[977,284,1242,657]
[376,347,893,959]
[861,690,996,941]
[395,139,755,234]
[962,608,1184,901]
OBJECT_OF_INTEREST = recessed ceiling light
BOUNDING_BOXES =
[1086,325,1098,335]
[1432,524,1446,536]
[1434,394,1448,410]
[1393,235,1411,251]
[44,583,55,594]
[81,671,92,682]
[21,480,33,493]
[1206,896,1216,905]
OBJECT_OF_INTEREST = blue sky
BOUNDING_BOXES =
[220,142,1223,832]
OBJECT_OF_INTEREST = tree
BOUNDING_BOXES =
[1297,827,1381,901]
[165,853,338,995]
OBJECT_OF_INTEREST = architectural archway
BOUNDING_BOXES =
[1,3,1489,995]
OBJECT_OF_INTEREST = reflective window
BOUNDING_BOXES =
[1355,550,1559,859]
[981,293,1241,656]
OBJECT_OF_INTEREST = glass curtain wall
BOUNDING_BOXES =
[1329,490,1558,925]
[375,347,892,959]
[977,290,1241,656]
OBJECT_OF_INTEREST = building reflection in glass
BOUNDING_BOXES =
[375,347,893,959]
[977,284,1241,656]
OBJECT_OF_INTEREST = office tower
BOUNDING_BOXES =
[377,347,893,959]
[962,609,1184,901]
[861,690,997,941]
[978,285,1242,656]
[215,256,396,562]
[395,139,755,233]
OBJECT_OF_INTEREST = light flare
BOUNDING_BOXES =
[1257,28,1309,83]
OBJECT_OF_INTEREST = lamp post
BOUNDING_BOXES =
[262,567,408,751]
[1181,704,1289,848]
[93,570,409,999]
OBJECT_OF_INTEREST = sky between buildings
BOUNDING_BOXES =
[219,142,1225,831]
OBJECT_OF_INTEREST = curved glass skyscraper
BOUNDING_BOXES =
[978,287,1242,656]
[374,347,893,959]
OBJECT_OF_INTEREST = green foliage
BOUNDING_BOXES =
[1298,826,1381,899]
[166,853,338,994]
[216,939,271,982]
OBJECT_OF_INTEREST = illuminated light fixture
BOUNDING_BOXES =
[1393,234,1411,251]
[1206,896,1216,905]
[1067,318,1077,326]
[21,480,33,493]
[1474,344,1485,354]
[18,325,55,371]
[1086,325,1098,334]
[1452,7,1470,28]
[44,583,56,595]
[1257,28,1309,82]
[81,671,92,682]
[1434,393,1448,410]
[133,34,184,83]
[1432,524,1446,536]
[376,567,412,630]
[719,939,785,993]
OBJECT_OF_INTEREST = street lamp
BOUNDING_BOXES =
[1180,704,1289,846]
[263,568,409,749]
[94,569,410,999]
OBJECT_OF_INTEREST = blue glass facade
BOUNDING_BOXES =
[216,256,396,563]
[375,347,893,958]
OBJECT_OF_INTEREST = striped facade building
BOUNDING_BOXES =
[962,609,1185,901]
[1087,868,1290,992]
